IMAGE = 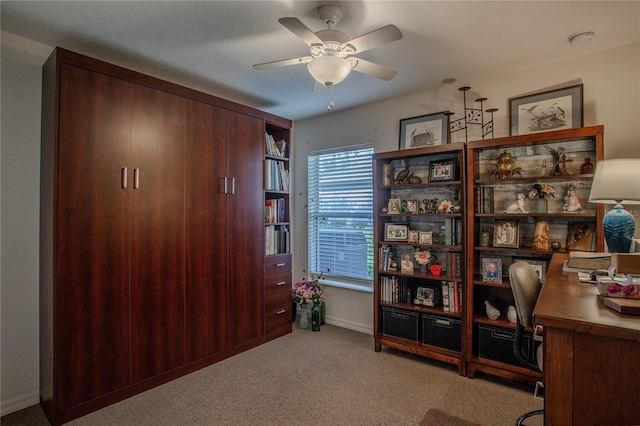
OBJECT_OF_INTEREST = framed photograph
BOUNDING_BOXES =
[567,222,595,251]
[387,198,401,214]
[509,84,583,136]
[429,159,457,182]
[482,258,503,283]
[399,111,450,150]
[400,252,414,274]
[408,230,420,243]
[493,220,519,248]
[415,286,438,307]
[513,258,547,283]
[385,223,408,241]
[419,231,433,245]
[406,199,418,214]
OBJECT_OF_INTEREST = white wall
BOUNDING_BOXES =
[1,33,53,414]
[292,42,640,335]
[1,29,638,414]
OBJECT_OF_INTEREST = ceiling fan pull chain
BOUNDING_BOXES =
[327,86,335,112]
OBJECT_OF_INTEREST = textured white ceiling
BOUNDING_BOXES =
[2,1,639,121]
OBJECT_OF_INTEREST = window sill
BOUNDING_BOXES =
[320,279,373,293]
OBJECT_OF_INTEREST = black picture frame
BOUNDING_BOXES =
[384,223,408,241]
[429,159,457,182]
[509,84,583,136]
[399,111,450,150]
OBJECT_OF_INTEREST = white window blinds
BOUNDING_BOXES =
[308,145,374,285]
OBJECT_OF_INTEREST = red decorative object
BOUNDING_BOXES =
[430,264,442,276]
[580,158,594,174]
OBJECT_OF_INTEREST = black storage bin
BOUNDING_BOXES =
[477,324,534,367]
[382,307,419,342]
[422,314,461,352]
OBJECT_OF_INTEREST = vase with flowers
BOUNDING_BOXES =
[291,272,326,330]
[546,146,566,176]
[438,199,453,214]
[415,249,437,273]
[528,183,556,213]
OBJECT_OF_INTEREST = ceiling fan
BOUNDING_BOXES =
[253,4,403,89]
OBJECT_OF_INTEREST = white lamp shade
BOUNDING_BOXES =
[588,159,640,204]
[307,55,352,87]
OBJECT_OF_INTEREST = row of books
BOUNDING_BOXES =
[379,245,395,272]
[265,224,290,255]
[264,159,290,191]
[441,218,463,245]
[474,186,495,213]
[441,281,462,314]
[264,132,287,158]
[380,275,409,303]
[265,198,286,224]
[444,252,462,278]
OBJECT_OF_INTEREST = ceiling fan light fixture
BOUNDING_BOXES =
[307,55,352,87]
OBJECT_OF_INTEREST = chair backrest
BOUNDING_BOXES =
[509,261,543,328]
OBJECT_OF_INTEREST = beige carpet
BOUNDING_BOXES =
[1,325,542,425]
[420,409,482,426]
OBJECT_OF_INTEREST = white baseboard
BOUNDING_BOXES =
[325,316,373,335]
[1,391,39,417]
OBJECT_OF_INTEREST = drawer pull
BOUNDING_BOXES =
[276,309,286,315]
[391,312,409,320]
[275,262,286,267]
[275,281,286,286]
[434,319,451,327]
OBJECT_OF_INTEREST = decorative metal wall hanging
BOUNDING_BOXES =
[444,86,498,142]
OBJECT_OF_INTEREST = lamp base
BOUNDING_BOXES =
[603,204,636,253]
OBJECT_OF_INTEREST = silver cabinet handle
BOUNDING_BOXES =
[224,177,228,194]
[276,309,286,315]
[134,168,140,189]
[275,263,286,267]
[275,281,286,286]
[122,167,128,188]
[231,178,236,194]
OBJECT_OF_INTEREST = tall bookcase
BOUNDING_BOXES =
[465,125,604,384]
[263,122,293,340]
[373,144,467,375]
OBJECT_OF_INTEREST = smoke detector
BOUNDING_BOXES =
[569,30,595,47]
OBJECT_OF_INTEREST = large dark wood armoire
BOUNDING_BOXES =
[40,48,292,424]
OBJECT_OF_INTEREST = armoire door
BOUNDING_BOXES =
[57,64,132,410]
[185,100,230,362]
[130,85,186,382]
[227,112,265,347]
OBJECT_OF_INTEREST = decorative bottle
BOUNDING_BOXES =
[312,304,321,331]
[535,195,548,213]
[299,304,309,329]
[580,158,594,174]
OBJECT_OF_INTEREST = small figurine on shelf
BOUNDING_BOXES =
[505,193,528,213]
[484,300,500,320]
[563,184,583,212]
[394,166,410,184]
[507,306,518,324]
[533,220,550,250]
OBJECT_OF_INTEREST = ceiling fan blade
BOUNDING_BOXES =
[352,58,397,81]
[278,17,324,46]
[253,56,313,70]
[346,24,403,53]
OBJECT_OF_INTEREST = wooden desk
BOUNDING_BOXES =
[534,253,640,426]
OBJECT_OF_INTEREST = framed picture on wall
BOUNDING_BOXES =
[509,84,583,136]
[399,111,450,150]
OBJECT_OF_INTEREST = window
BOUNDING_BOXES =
[308,145,374,286]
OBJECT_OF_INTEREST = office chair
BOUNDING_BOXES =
[509,261,544,425]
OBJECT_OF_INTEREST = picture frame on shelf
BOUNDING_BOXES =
[419,231,433,245]
[482,258,503,283]
[513,258,547,282]
[400,253,414,274]
[415,286,438,307]
[399,111,450,150]
[385,223,408,241]
[388,198,401,214]
[406,199,419,214]
[493,220,519,248]
[509,84,583,136]
[567,222,595,251]
[408,230,420,243]
[429,159,457,182]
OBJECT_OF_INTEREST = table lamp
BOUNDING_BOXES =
[588,158,640,253]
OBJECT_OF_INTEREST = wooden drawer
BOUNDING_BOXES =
[265,291,292,334]
[264,272,291,296]
[265,253,291,275]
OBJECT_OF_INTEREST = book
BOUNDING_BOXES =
[603,297,640,315]
[567,251,611,270]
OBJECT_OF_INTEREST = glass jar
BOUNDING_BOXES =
[580,158,594,174]
[536,196,548,213]
[479,230,490,247]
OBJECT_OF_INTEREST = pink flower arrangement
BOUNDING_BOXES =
[414,250,432,265]
[292,273,326,305]
[528,183,556,199]
[438,199,452,213]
